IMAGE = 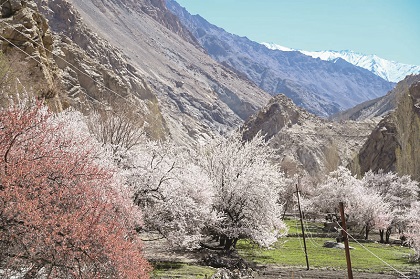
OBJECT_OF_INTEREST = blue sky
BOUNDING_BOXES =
[174,0,420,65]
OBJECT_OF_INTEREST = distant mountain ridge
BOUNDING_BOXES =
[263,43,420,83]
[167,0,394,117]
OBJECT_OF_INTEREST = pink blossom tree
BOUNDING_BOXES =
[0,103,151,278]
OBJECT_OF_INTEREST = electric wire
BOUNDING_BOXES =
[0,1,10,8]
[303,218,321,248]
[294,214,306,255]
[335,221,410,279]
[0,33,106,106]
[0,18,137,109]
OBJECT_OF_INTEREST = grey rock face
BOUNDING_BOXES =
[242,94,376,178]
[166,0,395,117]
[0,0,62,108]
[332,74,420,121]
[32,0,271,144]
[350,77,420,181]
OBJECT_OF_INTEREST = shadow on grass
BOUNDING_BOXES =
[152,261,184,271]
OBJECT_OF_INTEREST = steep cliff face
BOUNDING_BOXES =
[29,0,270,144]
[396,81,420,180]
[0,0,61,109]
[350,78,420,180]
[242,94,376,179]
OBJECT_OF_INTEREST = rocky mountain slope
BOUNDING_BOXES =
[0,0,62,109]
[3,0,418,183]
[167,0,395,117]
[263,43,420,83]
[350,78,420,181]
[332,75,420,121]
[0,0,274,145]
[241,94,377,179]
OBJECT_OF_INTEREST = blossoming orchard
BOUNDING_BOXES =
[0,102,419,278]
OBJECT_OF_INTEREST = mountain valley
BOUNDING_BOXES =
[0,0,418,185]
[167,0,395,117]
[0,0,420,278]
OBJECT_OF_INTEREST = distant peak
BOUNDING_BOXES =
[261,42,295,52]
[260,43,420,83]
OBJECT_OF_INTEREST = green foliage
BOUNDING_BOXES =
[237,237,417,274]
[151,262,216,278]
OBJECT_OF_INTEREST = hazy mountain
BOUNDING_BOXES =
[167,0,394,117]
[263,43,420,83]
[303,50,420,83]
[332,75,420,121]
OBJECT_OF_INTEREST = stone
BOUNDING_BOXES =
[323,241,354,250]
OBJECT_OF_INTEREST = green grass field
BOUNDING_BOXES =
[151,219,419,277]
[236,237,417,274]
[151,262,216,278]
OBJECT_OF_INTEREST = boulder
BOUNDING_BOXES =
[323,241,354,249]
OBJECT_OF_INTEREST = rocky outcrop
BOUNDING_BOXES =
[139,0,200,48]
[0,0,60,108]
[350,79,420,180]
[242,94,376,179]
[31,0,168,139]
[349,119,399,175]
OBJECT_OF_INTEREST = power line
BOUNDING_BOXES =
[0,17,138,109]
[303,219,321,248]
[0,32,108,107]
[294,216,305,255]
[335,221,410,279]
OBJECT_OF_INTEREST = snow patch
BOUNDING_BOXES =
[261,43,420,83]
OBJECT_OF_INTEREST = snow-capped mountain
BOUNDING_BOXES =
[167,0,394,117]
[262,43,420,83]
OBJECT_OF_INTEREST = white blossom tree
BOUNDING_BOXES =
[121,141,214,249]
[404,201,420,262]
[362,170,419,243]
[309,167,391,240]
[198,133,287,250]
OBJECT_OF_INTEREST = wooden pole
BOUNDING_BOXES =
[296,184,309,270]
[339,202,353,279]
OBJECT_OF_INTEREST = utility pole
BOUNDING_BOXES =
[296,184,309,270]
[339,202,353,279]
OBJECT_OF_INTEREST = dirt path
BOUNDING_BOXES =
[255,266,411,279]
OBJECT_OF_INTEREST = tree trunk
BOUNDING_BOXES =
[365,225,370,240]
[224,238,235,251]
[385,227,392,244]
[219,236,226,247]
[379,229,385,243]
[282,200,289,219]
[233,238,238,248]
